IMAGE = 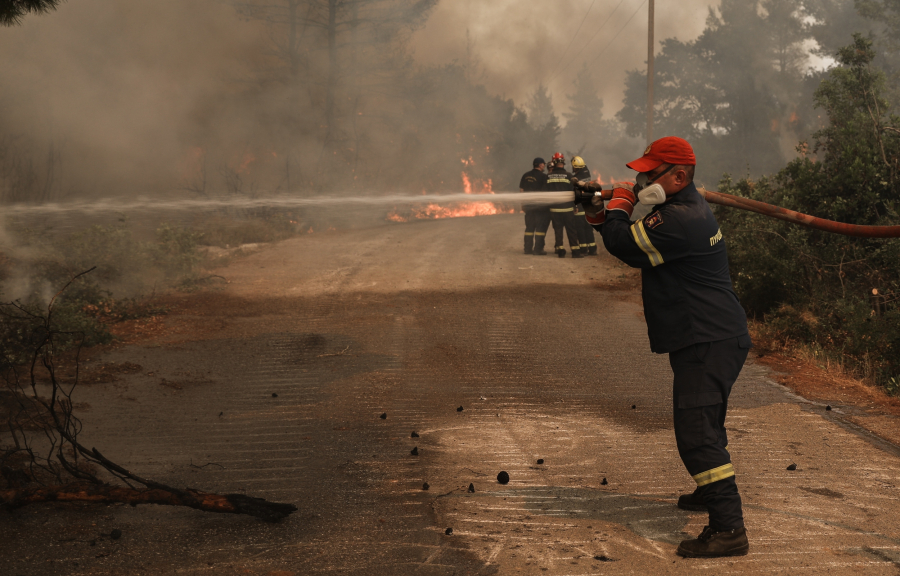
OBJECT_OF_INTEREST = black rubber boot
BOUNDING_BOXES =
[571,249,585,258]
[587,246,598,255]
[533,250,547,256]
[556,249,566,258]
[676,526,749,558]
[677,487,708,511]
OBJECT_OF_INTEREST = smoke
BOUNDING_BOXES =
[0,0,878,206]
[409,0,717,125]
[0,0,266,199]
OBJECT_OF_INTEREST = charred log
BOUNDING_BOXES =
[0,482,297,522]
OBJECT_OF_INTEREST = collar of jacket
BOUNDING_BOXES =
[661,181,699,206]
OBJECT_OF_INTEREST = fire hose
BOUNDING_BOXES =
[577,187,900,238]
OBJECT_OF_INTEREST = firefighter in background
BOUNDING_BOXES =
[570,156,598,255]
[544,152,583,258]
[518,157,551,255]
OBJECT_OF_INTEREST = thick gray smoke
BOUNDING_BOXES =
[0,0,270,200]
[410,0,714,121]
[0,0,879,203]
[0,0,718,203]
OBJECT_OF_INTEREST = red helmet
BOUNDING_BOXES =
[551,152,565,165]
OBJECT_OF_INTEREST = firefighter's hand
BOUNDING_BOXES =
[571,177,586,189]
[584,204,605,226]
[607,183,636,217]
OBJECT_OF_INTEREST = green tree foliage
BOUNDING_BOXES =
[617,0,811,185]
[0,0,62,26]
[857,0,900,104]
[718,35,900,389]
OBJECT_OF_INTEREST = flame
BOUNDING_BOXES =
[411,202,510,219]
[385,166,514,221]
[240,152,256,173]
[386,212,408,222]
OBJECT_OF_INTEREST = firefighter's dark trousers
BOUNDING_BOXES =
[523,208,551,253]
[669,334,752,531]
[550,208,580,253]
[573,209,597,253]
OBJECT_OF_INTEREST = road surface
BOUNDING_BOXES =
[2,214,900,575]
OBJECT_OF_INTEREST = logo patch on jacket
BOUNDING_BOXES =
[645,211,663,229]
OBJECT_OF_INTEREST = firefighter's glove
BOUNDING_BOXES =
[573,187,594,208]
[584,194,606,225]
[607,184,637,218]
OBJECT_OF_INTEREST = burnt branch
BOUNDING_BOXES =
[1,270,297,521]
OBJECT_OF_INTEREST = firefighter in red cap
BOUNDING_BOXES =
[519,157,551,255]
[580,136,752,558]
[544,152,583,258]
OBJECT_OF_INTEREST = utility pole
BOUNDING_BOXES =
[646,0,655,145]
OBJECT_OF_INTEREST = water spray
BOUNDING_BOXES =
[3,188,900,237]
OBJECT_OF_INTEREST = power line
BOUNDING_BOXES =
[546,0,628,86]
[587,0,648,69]
[546,0,597,82]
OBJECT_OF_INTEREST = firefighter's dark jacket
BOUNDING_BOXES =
[519,168,548,210]
[543,167,574,211]
[599,182,748,354]
[572,167,591,213]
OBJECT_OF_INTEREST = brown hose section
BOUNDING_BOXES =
[594,188,900,238]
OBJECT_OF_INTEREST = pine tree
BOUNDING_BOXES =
[0,0,63,26]
[562,63,605,158]
[525,83,560,153]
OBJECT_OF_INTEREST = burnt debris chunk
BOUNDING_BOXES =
[410,447,419,456]
[631,405,636,410]
[457,406,464,412]
[271,393,278,398]
[601,478,608,486]
[110,529,122,540]
[467,483,475,493]
[537,459,544,465]
[411,431,419,438]
[422,482,430,490]
[445,527,453,535]
[787,463,797,471]
[594,555,614,562]
[497,471,510,484]
[380,412,387,420]
[826,405,832,411]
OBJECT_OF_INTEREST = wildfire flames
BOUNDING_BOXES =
[387,169,513,222]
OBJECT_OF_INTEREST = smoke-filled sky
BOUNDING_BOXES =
[0,0,787,198]
[410,0,717,123]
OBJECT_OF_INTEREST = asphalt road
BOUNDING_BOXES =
[2,214,900,575]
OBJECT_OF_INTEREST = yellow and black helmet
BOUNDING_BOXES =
[572,156,586,169]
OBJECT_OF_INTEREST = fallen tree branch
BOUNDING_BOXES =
[2,269,298,522]
[0,482,297,522]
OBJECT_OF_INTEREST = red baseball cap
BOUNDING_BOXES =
[626,136,696,172]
